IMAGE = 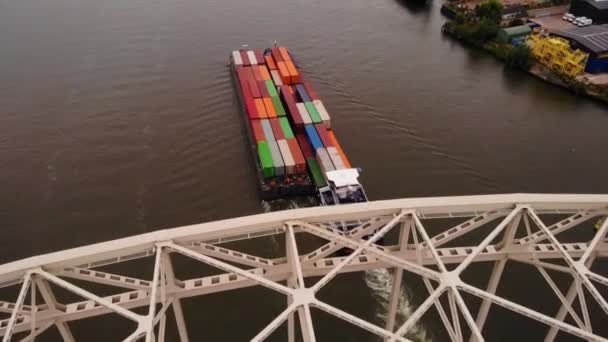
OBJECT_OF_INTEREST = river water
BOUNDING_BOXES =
[1,0,607,340]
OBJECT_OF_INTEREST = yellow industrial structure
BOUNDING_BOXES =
[527,33,589,77]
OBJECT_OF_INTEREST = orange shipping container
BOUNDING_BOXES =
[285,61,300,84]
[254,98,268,118]
[252,65,263,81]
[264,55,277,70]
[259,65,271,81]
[263,97,277,118]
[276,61,291,85]
[327,131,351,168]
[279,47,292,61]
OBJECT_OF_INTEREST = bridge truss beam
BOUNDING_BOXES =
[0,194,607,341]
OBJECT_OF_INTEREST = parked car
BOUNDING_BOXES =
[563,13,575,21]
[573,16,588,25]
[577,18,593,27]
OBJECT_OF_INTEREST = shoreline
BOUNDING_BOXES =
[440,3,608,105]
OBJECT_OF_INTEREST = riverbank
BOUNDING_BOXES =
[440,3,608,105]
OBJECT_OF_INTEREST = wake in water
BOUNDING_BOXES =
[365,268,431,342]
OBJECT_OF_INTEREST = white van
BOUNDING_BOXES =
[578,18,593,27]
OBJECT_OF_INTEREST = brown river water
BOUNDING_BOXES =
[1,0,607,340]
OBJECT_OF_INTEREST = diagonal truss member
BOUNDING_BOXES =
[0,194,606,341]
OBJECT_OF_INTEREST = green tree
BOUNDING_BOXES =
[505,44,532,69]
[476,0,503,23]
[455,13,466,24]
[471,18,499,43]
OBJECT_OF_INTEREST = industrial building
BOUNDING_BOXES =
[569,0,608,24]
[497,24,532,44]
[500,5,529,26]
[554,24,608,73]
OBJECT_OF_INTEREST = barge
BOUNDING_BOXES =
[230,46,367,205]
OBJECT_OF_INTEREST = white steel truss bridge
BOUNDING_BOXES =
[0,194,607,341]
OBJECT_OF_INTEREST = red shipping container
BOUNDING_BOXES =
[286,102,300,128]
[252,65,263,81]
[235,65,244,77]
[236,66,248,89]
[240,50,250,66]
[239,66,253,81]
[279,47,292,61]
[265,55,277,70]
[240,79,252,99]
[315,124,334,148]
[248,80,261,98]
[245,96,259,119]
[258,80,270,98]
[280,85,302,128]
[296,134,314,159]
[251,119,265,141]
[271,48,283,63]
[269,118,285,140]
[287,138,306,173]
[303,81,320,100]
[254,49,265,65]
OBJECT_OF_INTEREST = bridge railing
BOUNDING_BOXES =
[0,194,606,341]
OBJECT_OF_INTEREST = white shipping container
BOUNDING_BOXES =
[247,51,258,65]
[261,119,276,142]
[313,100,331,128]
[277,140,296,174]
[232,51,243,66]
[268,140,285,176]
[270,70,283,86]
[326,147,346,170]
[315,147,335,175]
[296,103,312,125]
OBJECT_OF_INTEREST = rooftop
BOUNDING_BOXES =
[501,24,533,35]
[555,24,608,53]
[576,0,608,10]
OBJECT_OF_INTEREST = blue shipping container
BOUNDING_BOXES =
[585,57,608,74]
[510,37,524,46]
[304,124,323,150]
[261,119,276,142]
[294,84,311,102]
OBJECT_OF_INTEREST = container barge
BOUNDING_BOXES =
[230,46,367,205]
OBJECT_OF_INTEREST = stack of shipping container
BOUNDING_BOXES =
[232,47,351,189]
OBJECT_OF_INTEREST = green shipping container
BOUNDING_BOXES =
[258,141,275,178]
[279,117,295,139]
[265,80,278,97]
[304,102,322,123]
[271,97,286,117]
[306,158,327,187]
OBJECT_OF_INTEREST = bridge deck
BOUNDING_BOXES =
[0,194,607,341]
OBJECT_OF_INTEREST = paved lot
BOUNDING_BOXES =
[582,73,608,86]
[530,14,578,32]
